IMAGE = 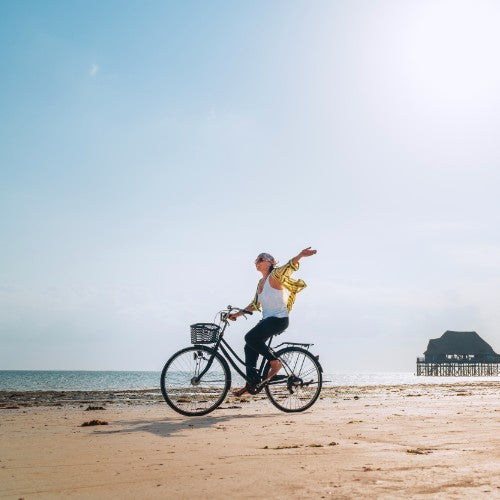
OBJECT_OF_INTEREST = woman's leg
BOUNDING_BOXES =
[244,317,289,384]
[243,344,260,386]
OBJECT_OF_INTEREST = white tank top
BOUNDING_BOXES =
[258,275,289,319]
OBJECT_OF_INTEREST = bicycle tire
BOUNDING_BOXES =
[160,345,231,416]
[264,346,322,413]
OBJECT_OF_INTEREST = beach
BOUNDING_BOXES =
[1,382,499,499]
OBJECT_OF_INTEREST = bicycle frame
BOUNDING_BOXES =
[193,317,258,383]
[194,309,315,387]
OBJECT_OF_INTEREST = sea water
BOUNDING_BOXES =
[0,370,497,392]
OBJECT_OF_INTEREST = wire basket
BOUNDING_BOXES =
[190,323,221,344]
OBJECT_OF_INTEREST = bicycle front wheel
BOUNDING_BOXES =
[264,346,322,413]
[160,345,231,416]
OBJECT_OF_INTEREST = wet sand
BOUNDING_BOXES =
[1,382,499,499]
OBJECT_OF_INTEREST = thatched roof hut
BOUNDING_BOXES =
[424,331,500,362]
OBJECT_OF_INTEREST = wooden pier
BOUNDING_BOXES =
[416,357,500,376]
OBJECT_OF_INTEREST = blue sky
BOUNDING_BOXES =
[1,0,500,371]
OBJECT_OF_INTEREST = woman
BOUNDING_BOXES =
[229,246,317,396]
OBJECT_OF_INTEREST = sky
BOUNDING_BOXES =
[1,0,500,372]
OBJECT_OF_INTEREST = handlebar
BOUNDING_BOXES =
[226,305,253,316]
[219,305,253,323]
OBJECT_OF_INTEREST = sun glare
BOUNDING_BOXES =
[406,2,500,105]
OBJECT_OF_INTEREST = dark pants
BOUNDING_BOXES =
[244,316,289,385]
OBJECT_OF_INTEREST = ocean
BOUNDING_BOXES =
[0,370,498,392]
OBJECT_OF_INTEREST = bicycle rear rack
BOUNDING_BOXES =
[274,341,314,349]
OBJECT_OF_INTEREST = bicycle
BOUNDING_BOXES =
[160,305,323,416]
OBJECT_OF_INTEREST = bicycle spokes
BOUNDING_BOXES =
[161,346,230,416]
[265,347,322,412]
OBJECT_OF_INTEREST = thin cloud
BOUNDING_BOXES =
[89,64,99,77]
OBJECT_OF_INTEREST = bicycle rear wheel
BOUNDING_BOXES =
[264,346,322,413]
[160,345,231,416]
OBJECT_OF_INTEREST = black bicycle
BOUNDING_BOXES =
[160,305,323,416]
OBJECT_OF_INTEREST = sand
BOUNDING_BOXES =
[1,382,499,499]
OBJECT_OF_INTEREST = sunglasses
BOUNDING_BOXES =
[256,257,267,263]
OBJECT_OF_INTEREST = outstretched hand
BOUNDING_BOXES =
[300,247,317,258]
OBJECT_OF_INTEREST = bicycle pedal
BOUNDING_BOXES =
[248,385,263,395]
[257,376,276,391]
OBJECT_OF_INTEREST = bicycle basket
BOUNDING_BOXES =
[190,323,221,344]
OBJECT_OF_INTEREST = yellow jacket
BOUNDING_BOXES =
[251,260,307,313]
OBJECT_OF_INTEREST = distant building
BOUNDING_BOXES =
[424,330,500,363]
[417,331,500,376]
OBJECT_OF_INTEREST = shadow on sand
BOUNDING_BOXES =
[95,410,274,438]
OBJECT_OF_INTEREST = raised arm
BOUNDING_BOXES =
[291,247,317,266]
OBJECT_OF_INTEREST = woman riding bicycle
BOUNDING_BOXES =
[229,247,317,396]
